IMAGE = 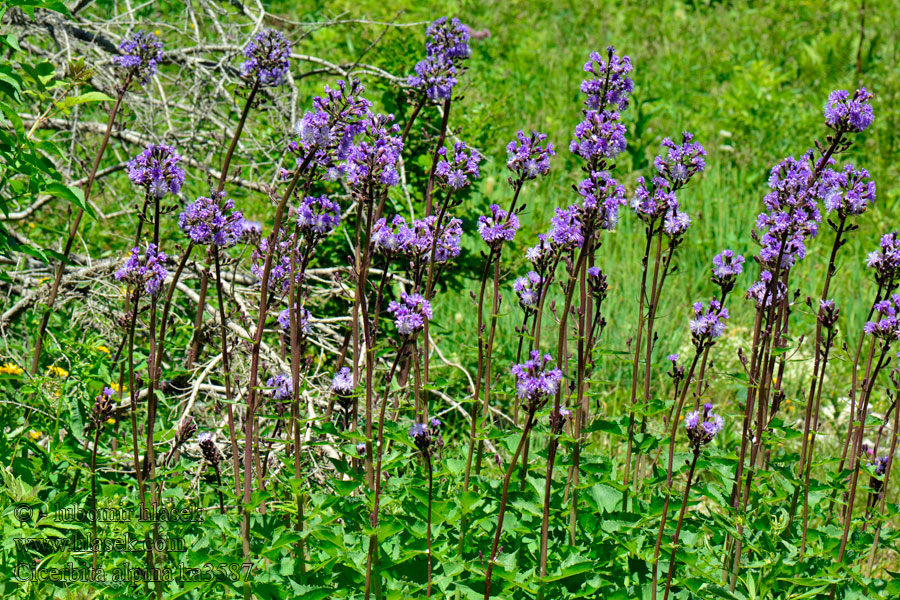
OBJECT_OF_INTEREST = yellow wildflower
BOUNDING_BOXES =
[0,363,24,375]
[47,365,69,378]
[96,345,111,355]
[27,222,35,228]
[29,430,42,441]
[106,418,116,425]
[154,29,161,36]
[109,382,122,392]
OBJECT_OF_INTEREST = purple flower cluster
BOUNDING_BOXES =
[506,131,555,182]
[549,205,584,249]
[631,176,677,222]
[408,17,470,101]
[345,114,403,189]
[266,374,293,401]
[127,144,185,198]
[747,270,787,308]
[331,367,354,396]
[372,215,416,256]
[478,204,520,246]
[251,234,303,292]
[371,214,463,264]
[511,350,563,407]
[569,110,626,163]
[654,132,706,187]
[867,232,900,288]
[514,271,542,310]
[388,293,433,336]
[588,266,609,301]
[436,141,481,190]
[824,88,874,133]
[178,192,245,248]
[580,46,634,111]
[241,28,291,86]
[685,402,724,448]
[712,249,745,290]
[277,304,312,336]
[756,152,826,270]
[823,164,876,218]
[409,417,443,454]
[114,31,163,86]
[864,294,900,341]
[577,170,627,230]
[115,243,168,297]
[525,234,553,270]
[689,298,729,345]
[295,79,372,167]
[297,195,341,237]
[873,455,890,477]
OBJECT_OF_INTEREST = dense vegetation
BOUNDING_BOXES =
[2,1,900,598]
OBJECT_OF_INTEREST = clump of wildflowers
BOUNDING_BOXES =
[115,31,163,86]
[297,195,341,238]
[115,244,168,297]
[127,144,185,198]
[478,204,520,246]
[409,216,463,263]
[388,293,433,336]
[525,234,553,270]
[511,351,563,408]
[241,28,291,86]
[823,164,876,218]
[424,17,470,61]
[506,131,555,182]
[824,88,874,133]
[581,46,634,110]
[549,205,585,249]
[689,299,729,346]
[684,402,724,449]
[747,270,787,308]
[251,233,304,293]
[436,141,481,190]
[408,17,470,100]
[514,271,542,310]
[407,54,457,101]
[179,192,245,247]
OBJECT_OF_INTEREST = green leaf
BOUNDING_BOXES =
[45,182,93,216]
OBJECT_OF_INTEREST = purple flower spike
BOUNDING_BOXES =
[372,215,416,256]
[387,293,433,336]
[689,298,729,346]
[526,234,553,270]
[746,270,787,308]
[578,171,627,230]
[824,88,874,133]
[266,374,293,401]
[346,114,404,189]
[115,243,168,297]
[436,141,482,190]
[685,402,723,448]
[581,46,634,111]
[241,28,291,86]
[654,132,706,187]
[115,31,163,86]
[511,350,563,407]
[867,232,900,288]
[478,204,520,246]
[409,215,463,263]
[179,192,245,248]
[128,144,185,198]
[712,249,745,291]
[331,367,354,396]
[864,294,900,341]
[549,205,584,249]
[514,271,542,310]
[277,304,312,336]
[295,79,372,169]
[408,53,458,101]
[251,233,304,293]
[506,131,555,182]
[424,17,470,62]
[631,176,678,222]
[297,195,341,237]
[570,110,626,163]
[823,164,876,218]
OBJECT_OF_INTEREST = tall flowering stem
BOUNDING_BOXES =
[484,352,561,600]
